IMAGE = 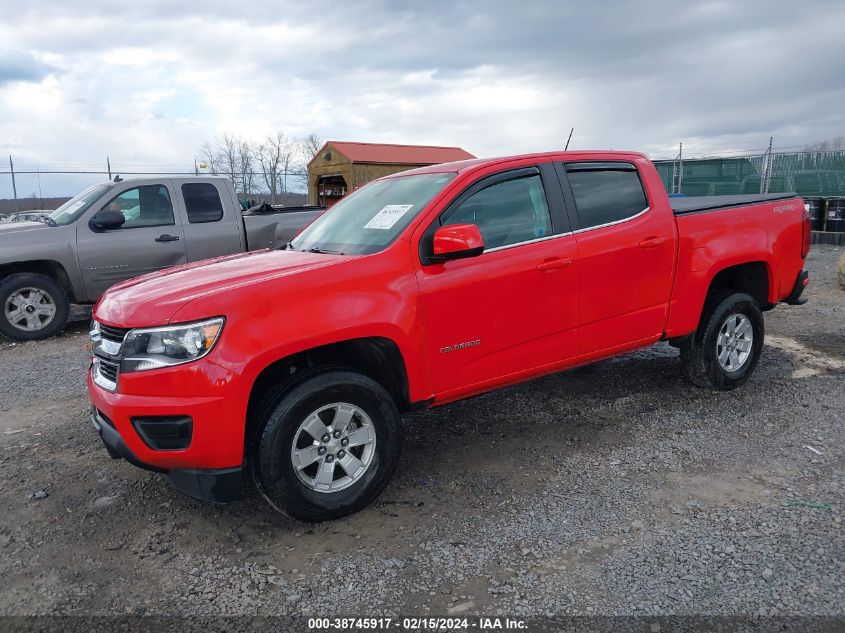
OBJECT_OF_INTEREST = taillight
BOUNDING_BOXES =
[801,204,811,258]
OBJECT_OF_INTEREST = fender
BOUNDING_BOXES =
[236,322,429,405]
[666,254,774,338]
[0,258,84,303]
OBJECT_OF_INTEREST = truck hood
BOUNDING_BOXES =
[0,220,50,234]
[95,249,349,326]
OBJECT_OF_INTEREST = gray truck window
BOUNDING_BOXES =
[566,167,648,230]
[101,185,174,229]
[443,174,552,249]
[182,183,224,223]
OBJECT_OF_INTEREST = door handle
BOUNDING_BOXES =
[537,257,572,271]
[638,236,666,249]
[155,234,180,242]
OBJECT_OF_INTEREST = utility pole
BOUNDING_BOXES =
[564,127,574,151]
[107,156,112,180]
[671,142,683,194]
[9,155,18,213]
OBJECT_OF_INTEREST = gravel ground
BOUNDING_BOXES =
[0,246,842,618]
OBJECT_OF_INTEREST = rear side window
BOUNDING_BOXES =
[565,165,648,230]
[182,183,224,223]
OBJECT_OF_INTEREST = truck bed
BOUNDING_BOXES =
[242,208,323,251]
[671,192,798,215]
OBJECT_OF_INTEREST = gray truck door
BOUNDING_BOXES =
[174,180,244,261]
[76,182,187,299]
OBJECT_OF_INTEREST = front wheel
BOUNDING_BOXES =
[249,370,403,522]
[680,291,765,390]
[0,273,70,341]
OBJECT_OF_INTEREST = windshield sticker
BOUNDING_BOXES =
[364,204,414,230]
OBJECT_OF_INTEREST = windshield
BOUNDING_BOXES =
[290,172,457,255]
[49,183,113,226]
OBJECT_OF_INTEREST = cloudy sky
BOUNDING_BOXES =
[1,0,843,175]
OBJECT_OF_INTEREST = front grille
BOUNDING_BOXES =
[98,359,119,383]
[99,324,129,345]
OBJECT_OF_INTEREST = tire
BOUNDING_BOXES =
[0,273,70,341]
[680,291,764,390]
[249,369,402,522]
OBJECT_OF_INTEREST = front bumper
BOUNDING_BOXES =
[87,361,246,504]
[90,407,243,504]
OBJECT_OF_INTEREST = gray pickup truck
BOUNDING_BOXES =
[0,176,323,340]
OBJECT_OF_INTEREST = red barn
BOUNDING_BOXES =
[307,141,475,206]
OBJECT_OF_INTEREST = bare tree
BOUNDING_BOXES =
[278,137,298,201]
[199,131,322,200]
[198,141,219,174]
[238,139,256,197]
[804,136,845,153]
[256,132,288,204]
[217,134,241,192]
[298,133,324,166]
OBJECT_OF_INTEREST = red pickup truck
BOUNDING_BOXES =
[87,151,810,521]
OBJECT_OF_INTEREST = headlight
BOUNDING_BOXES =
[120,317,224,373]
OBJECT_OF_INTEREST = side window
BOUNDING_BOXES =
[565,166,648,230]
[100,185,174,229]
[442,174,552,250]
[182,183,224,223]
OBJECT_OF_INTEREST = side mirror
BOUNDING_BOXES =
[431,223,485,263]
[89,209,126,232]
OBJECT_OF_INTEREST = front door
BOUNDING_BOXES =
[76,182,187,299]
[557,161,676,354]
[416,165,580,398]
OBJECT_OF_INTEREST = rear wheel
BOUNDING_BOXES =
[249,370,402,522]
[680,291,764,390]
[0,273,69,341]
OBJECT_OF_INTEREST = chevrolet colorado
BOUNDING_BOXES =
[0,176,322,340]
[87,151,810,521]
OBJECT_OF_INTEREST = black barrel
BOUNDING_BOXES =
[827,197,845,233]
[805,196,826,231]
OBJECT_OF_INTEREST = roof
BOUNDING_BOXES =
[314,141,475,165]
[390,150,650,177]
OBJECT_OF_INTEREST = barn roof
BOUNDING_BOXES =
[314,141,475,165]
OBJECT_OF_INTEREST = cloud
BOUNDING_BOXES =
[0,50,54,86]
[0,0,842,196]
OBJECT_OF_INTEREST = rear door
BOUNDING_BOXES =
[415,164,580,396]
[76,181,187,298]
[175,180,244,261]
[556,161,675,354]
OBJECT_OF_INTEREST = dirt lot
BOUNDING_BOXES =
[0,247,843,618]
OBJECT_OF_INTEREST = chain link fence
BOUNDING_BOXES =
[0,159,308,214]
[5,149,845,214]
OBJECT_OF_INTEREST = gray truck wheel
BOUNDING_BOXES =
[249,369,402,522]
[0,273,70,341]
[680,291,764,390]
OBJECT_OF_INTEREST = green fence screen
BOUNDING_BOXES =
[653,151,845,197]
